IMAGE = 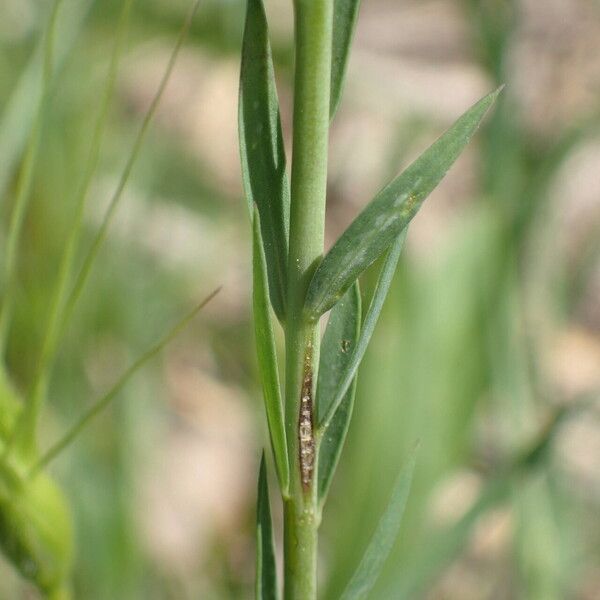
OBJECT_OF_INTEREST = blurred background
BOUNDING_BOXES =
[1,0,600,598]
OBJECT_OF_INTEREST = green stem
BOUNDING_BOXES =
[284,0,333,597]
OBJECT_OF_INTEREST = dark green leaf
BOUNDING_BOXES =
[330,0,361,119]
[317,282,361,504]
[256,454,279,600]
[239,0,289,321]
[340,446,418,600]
[318,231,406,433]
[253,208,289,494]
[305,88,502,319]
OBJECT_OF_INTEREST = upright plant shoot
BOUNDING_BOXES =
[239,0,501,598]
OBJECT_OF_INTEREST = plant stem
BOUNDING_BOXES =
[284,0,333,597]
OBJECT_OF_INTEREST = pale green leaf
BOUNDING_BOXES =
[330,0,361,119]
[305,88,502,319]
[239,0,290,321]
[256,454,279,600]
[253,207,289,495]
[340,447,418,600]
[317,282,361,504]
[318,231,406,433]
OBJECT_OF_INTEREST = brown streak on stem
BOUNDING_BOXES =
[298,342,315,491]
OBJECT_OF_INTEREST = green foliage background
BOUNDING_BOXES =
[1,0,599,597]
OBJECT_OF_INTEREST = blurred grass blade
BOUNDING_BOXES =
[385,416,566,599]
[6,0,136,461]
[0,0,65,361]
[330,0,361,119]
[256,454,279,600]
[239,0,290,322]
[386,476,510,600]
[305,88,502,319]
[0,0,92,203]
[317,282,361,504]
[318,231,406,433]
[30,288,220,474]
[60,0,201,335]
[29,0,135,370]
[340,447,418,600]
[8,0,196,460]
[253,207,290,495]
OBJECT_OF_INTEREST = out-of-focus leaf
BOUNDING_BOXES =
[253,208,289,495]
[318,231,406,433]
[0,0,93,203]
[239,0,290,321]
[256,454,279,600]
[384,476,510,600]
[340,447,418,600]
[8,0,203,460]
[305,88,502,319]
[330,0,361,119]
[317,282,361,504]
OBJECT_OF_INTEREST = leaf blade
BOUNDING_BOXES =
[305,88,502,319]
[256,454,279,600]
[239,0,290,321]
[330,0,361,119]
[317,282,361,504]
[253,208,290,495]
[340,447,418,600]
[318,231,406,433]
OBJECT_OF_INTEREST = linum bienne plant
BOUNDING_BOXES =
[0,1,213,598]
[239,0,501,598]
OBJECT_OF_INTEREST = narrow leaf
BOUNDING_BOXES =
[330,0,361,119]
[30,288,220,474]
[340,446,418,600]
[317,282,361,504]
[305,88,502,319]
[253,207,289,495]
[239,0,290,321]
[318,231,406,433]
[256,454,279,600]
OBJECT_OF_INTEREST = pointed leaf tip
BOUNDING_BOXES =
[304,89,501,319]
[256,454,279,600]
[330,0,362,120]
[340,446,418,600]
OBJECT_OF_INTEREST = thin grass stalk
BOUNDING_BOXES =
[60,0,201,329]
[29,287,220,476]
[284,0,334,597]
